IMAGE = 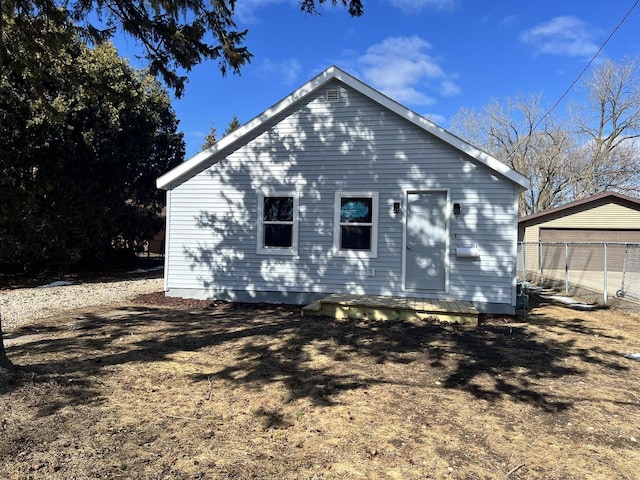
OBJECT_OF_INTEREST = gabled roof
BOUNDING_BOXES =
[518,192,640,226]
[157,65,530,191]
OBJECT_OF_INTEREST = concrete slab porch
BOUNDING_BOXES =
[301,293,479,326]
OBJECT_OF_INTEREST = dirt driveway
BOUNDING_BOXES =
[1,292,639,479]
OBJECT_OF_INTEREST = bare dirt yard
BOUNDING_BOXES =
[1,285,640,479]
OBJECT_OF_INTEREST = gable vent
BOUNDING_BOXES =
[326,89,340,102]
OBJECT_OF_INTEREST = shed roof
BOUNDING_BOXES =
[157,65,530,191]
[518,192,640,226]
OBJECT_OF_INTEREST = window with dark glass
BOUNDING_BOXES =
[262,196,293,248]
[339,197,373,250]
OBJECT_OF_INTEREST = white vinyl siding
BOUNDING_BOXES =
[529,203,640,231]
[164,80,519,308]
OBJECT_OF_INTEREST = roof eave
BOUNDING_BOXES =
[518,191,640,224]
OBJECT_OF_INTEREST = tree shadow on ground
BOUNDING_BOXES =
[3,298,631,416]
[528,292,627,340]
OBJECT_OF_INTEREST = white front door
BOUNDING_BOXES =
[405,191,448,291]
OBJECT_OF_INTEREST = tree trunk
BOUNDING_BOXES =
[0,304,18,387]
[0,13,16,387]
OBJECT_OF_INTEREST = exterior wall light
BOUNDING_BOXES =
[453,202,462,215]
[393,202,401,215]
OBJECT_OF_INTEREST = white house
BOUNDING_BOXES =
[157,66,529,314]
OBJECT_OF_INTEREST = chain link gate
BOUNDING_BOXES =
[616,244,640,300]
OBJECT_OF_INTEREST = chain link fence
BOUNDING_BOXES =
[517,242,640,305]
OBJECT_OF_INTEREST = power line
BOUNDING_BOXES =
[533,0,639,132]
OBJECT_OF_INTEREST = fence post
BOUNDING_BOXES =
[565,243,569,294]
[603,243,608,306]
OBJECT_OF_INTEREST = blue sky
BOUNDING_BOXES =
[123,0,640,159]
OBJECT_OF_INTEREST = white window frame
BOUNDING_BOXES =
[257,192,299,256]
[333,191,379,258]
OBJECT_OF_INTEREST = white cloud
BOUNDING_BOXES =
[498,14,518,28]
[387,0,456,14]
[481,13,517,27]
[255,58,302,86]
[440,79,460,97]
[356,36,460,106]
[188,130,207,138]
[520,16,600,58]
[234,0,289,24]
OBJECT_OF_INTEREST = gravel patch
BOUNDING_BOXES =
[0,277,163,330]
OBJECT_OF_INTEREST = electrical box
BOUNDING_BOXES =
[456,245,479,258]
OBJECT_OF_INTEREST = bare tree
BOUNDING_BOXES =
[451,94,576,215]
[452,59,640,216]
[570,58,640,199]
[525,127,578,213]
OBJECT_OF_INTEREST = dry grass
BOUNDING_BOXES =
[1,294,639,479]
